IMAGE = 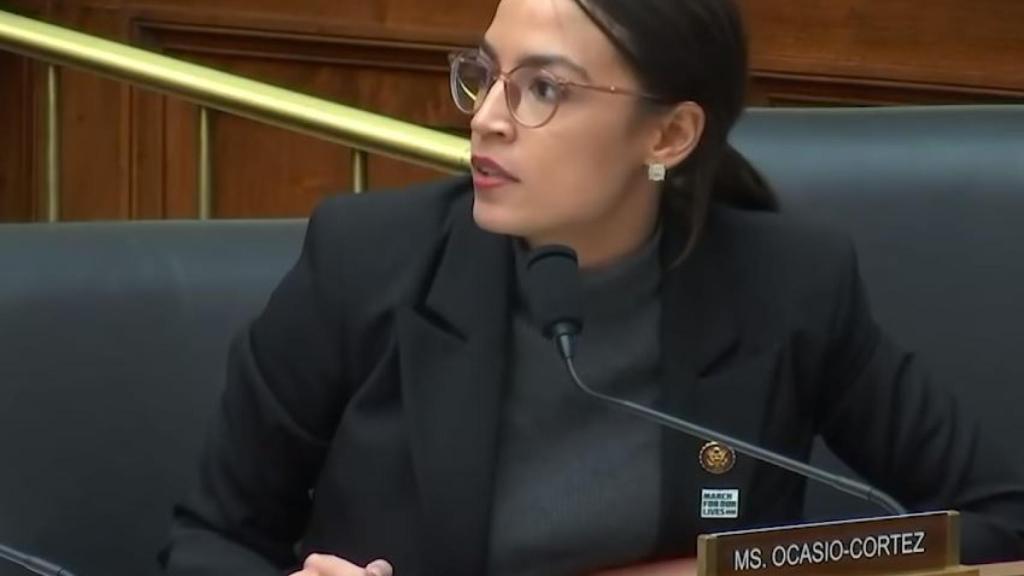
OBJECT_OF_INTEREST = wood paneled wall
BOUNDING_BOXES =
[741,0,1024,105]
[1,0,1022,222]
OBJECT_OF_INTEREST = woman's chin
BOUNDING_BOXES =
[472,200,525,236]
[471,197,568,243]
[471,207,520,236]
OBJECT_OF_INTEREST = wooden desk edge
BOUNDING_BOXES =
[979,561,1024,576]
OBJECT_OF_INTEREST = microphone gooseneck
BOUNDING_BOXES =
[521,243,907,517]
[0,543,78,576]
[560,355,907,516]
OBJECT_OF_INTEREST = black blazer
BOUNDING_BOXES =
[162,176,1024,576]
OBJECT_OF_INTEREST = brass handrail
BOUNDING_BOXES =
[0,9,471,218]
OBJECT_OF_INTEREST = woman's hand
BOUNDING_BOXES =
[592,557,698,576]
[289,554,393,576]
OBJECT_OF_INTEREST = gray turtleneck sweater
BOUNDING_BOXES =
[487,233,664,576]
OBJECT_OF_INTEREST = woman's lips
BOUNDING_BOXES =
[471,155,519,189]
[472,172,516,190]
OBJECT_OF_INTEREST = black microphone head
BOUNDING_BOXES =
[522,245,583,339]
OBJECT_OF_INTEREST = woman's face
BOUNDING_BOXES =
[469,0,665,262]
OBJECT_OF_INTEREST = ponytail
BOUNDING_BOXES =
[713,145,778,212]
[661,144,779,263]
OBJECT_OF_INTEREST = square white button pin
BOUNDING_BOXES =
[701,488,740,519]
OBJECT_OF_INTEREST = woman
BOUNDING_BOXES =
[161,0,1024,574]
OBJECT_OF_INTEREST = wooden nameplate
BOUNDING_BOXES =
[698,511,975,576]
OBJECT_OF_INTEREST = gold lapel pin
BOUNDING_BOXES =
[699,441,736,475]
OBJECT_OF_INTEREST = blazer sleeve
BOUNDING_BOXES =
[161,202,353,575]
[815,241,1024,564]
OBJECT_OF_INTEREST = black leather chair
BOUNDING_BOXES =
[731,105,1024,520]
[0,220,306,576]
[0,106,1022,576]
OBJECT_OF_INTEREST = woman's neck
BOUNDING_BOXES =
[525,186,661,269]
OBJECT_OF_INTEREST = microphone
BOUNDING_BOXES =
[0,543,79,576]
[522,245,908,516]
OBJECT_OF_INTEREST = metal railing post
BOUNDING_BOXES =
[351,148,368,194]
[45,64,60,222]
[198,106,213,220]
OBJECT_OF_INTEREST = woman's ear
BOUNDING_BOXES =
[646,101,705,169]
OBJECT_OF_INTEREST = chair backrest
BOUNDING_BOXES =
[0,220,306,576]
[730,105,1024,519]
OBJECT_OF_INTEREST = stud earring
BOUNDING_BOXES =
[647,163,667,182]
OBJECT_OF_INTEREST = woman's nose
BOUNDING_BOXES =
[470,79,516,141]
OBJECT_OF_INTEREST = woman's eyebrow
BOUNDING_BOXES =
[478,38,592,81]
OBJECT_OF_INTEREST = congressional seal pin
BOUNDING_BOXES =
[699,441,736,475]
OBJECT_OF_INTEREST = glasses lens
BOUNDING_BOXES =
[507,67,562,128]
[450,55,492,114]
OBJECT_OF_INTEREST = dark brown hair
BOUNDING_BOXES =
[572,0,778,253]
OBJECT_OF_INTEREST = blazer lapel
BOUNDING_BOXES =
[395,193,512,576]
[655,207,743,557]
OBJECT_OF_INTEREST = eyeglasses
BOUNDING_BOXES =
[448,49,663,129]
